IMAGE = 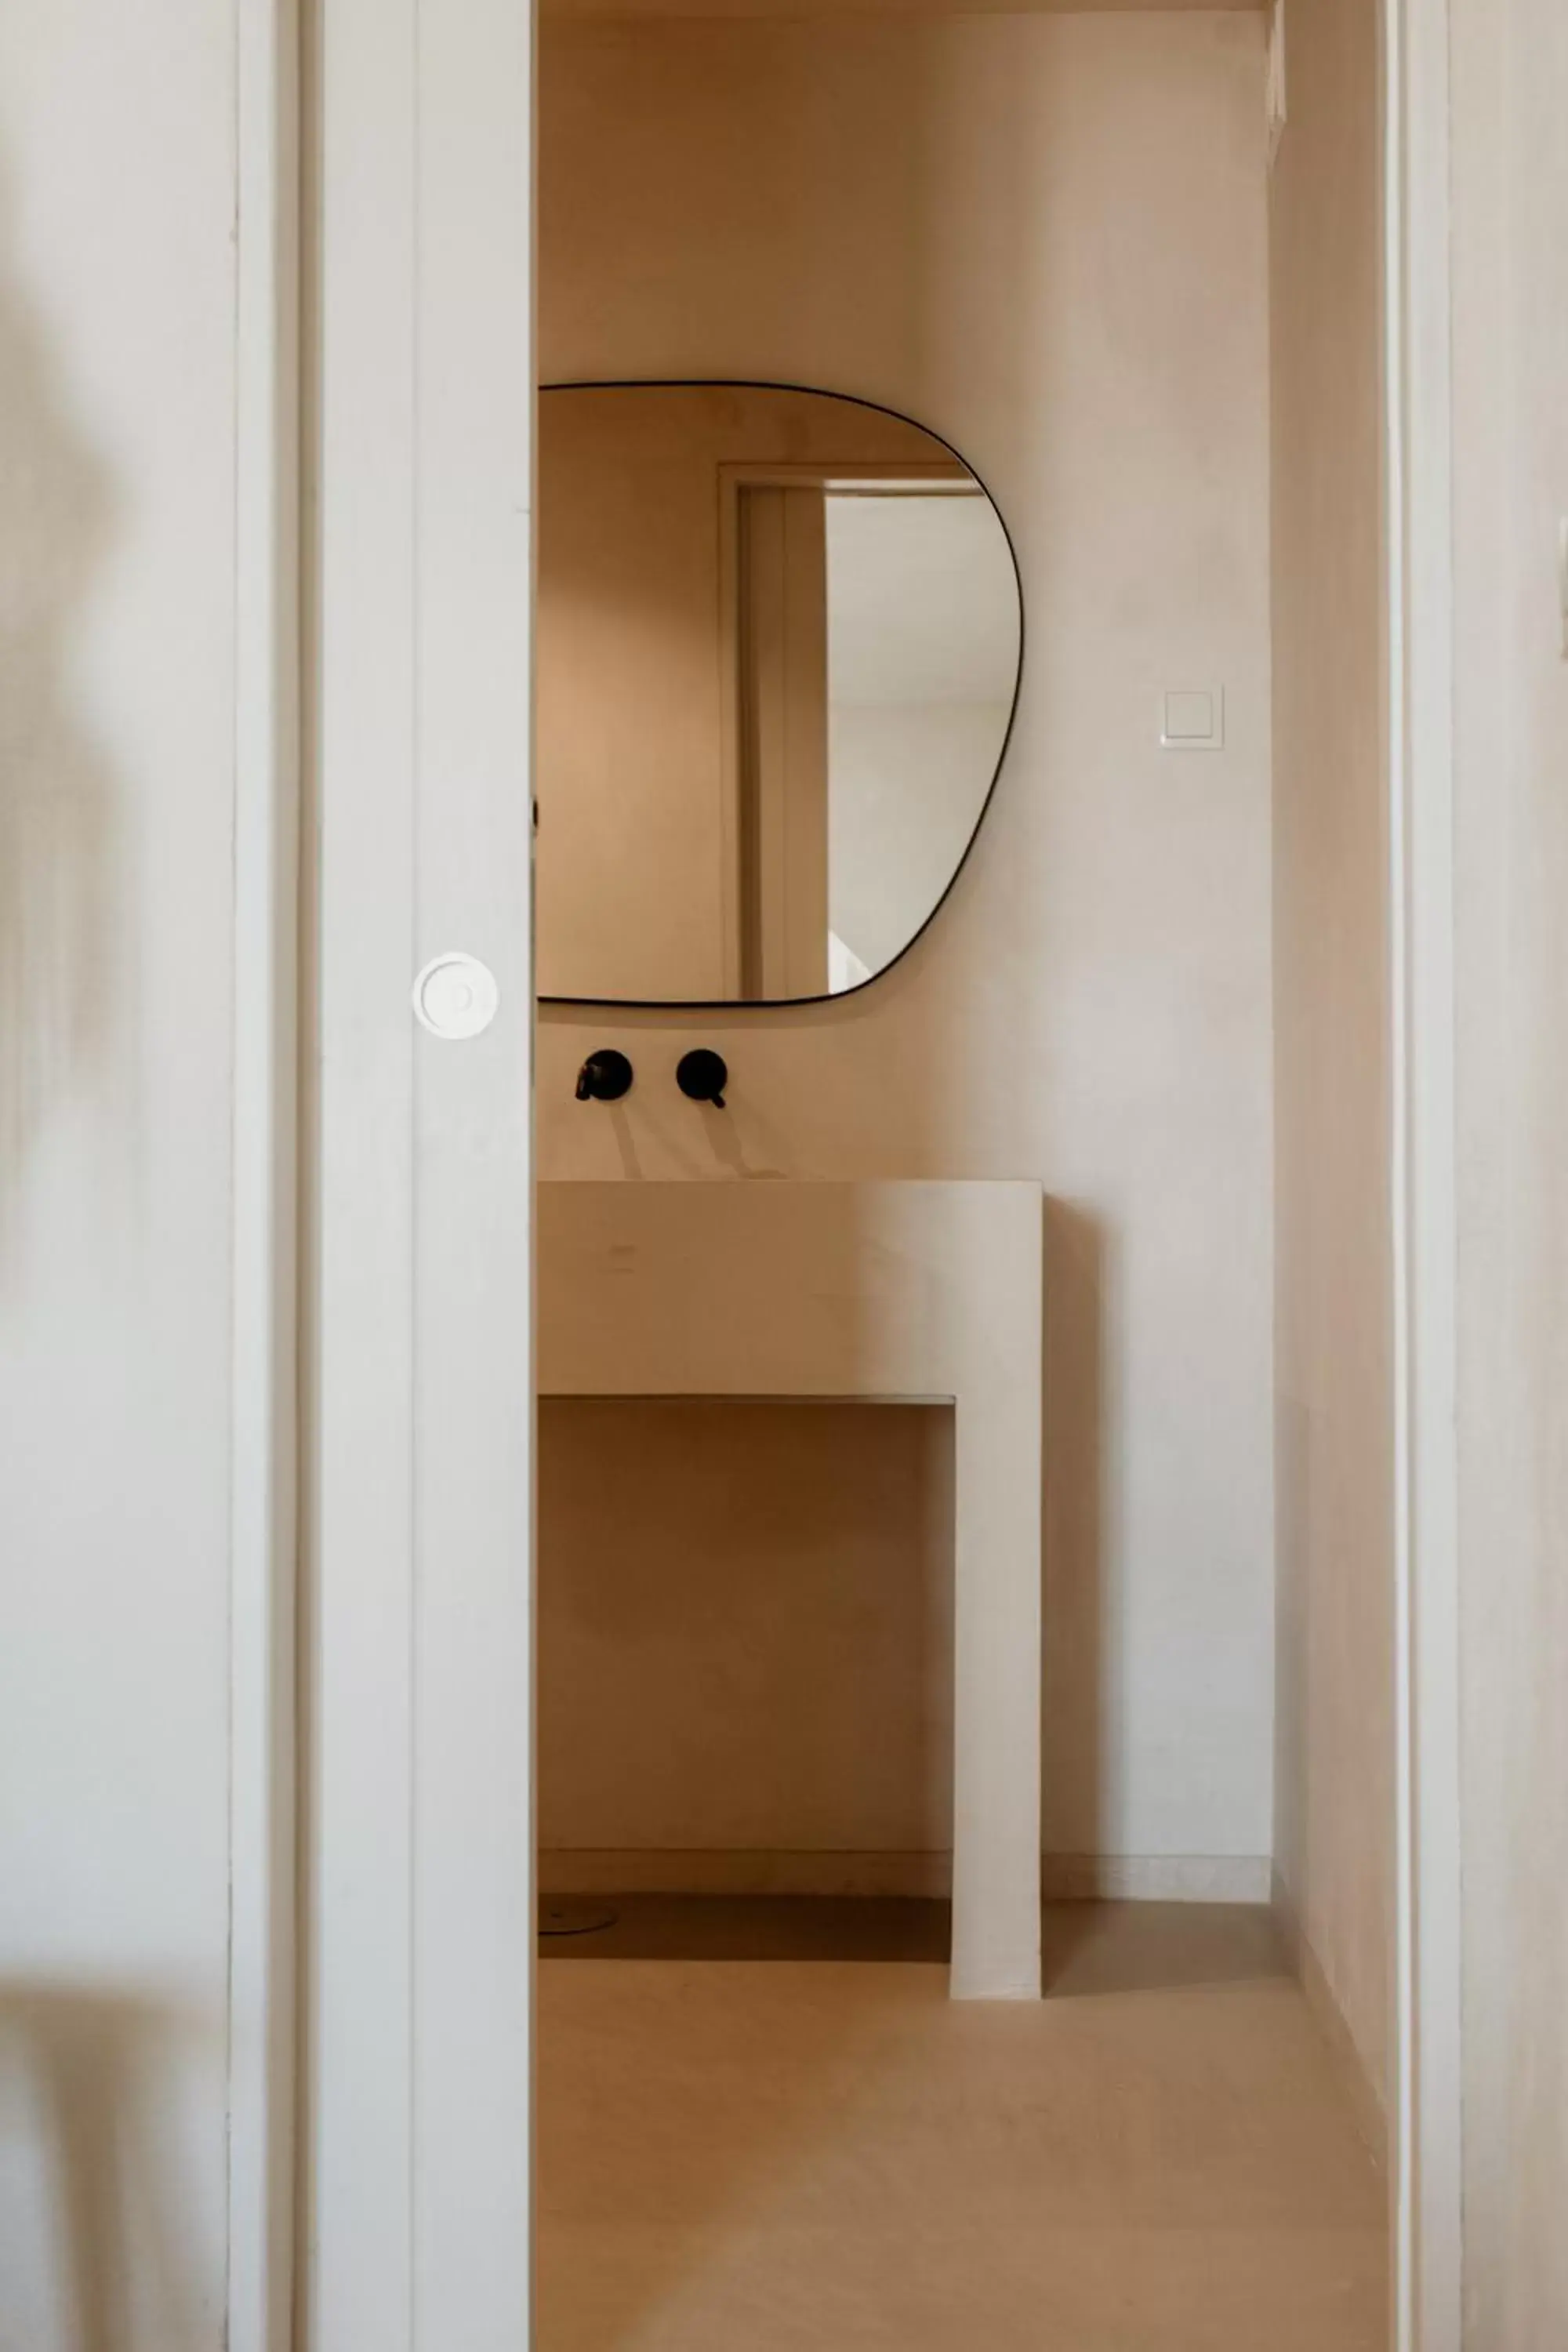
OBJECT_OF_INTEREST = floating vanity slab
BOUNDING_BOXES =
[538,1180,1044,2000]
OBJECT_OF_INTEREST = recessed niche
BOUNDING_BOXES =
[538,1396,956,1892]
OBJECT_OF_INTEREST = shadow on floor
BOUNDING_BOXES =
[540,1893,1288,1993]
[536,1902,1385,2352]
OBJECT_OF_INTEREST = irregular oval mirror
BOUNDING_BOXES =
[537,382,1022,1004]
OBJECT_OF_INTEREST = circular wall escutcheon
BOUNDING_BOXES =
[412,952,500,1040]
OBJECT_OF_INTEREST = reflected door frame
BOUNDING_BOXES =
[719,459,970,1000]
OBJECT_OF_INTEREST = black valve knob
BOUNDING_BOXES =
[676,1048,728,1109]
[575,1048,633,1102]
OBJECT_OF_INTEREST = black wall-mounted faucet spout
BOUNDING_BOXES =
[575,1048,634,1102]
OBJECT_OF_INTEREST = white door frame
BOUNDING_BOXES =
[229,0,537,2347]
[305,0,536,2345]
[225,0,1466,2343]
[1385,0,1465,2343]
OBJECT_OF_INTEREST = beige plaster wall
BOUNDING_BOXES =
[1266,0,1393,2112]
[1450,0,1568,2333]
[541,1401,956,1858]
[537,12,1277,1875]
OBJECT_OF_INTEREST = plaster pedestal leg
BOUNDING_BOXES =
[949,1398,1042,1999]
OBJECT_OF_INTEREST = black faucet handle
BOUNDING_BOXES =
[676,1049,728,1109]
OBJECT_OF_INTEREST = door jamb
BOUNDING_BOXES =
[1385,0,1465,2343]
[229,2,301,2348]
[227,0,1469,2342]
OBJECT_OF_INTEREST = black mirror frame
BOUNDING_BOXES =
[536,378,1025,1011]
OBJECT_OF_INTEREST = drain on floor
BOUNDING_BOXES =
[539,1900,619,1938]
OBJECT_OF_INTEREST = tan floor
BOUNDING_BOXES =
[539,1903,1388,2352]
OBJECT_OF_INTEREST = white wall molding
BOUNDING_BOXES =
[1043,1853,1272,1905]
[542,1849,960,1900]
[540,1849,1273,1904]
[228,2,301,2348]
[1385,0,1465,2339]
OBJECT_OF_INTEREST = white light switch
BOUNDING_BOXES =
[1161,687,1225,750]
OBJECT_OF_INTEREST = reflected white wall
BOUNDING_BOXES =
[826,491,1014,978]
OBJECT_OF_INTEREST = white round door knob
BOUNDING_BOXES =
[412,952,499,1040]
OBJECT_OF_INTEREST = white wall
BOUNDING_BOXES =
[1267,0,1393,2118]
[0,3,238,2343]
[1450,0,1568,2333]
[538,11,1277,1880]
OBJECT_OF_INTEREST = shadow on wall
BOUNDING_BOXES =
[1272,1390,1311,1916]
[0,158,122,1277]
[0,1985,214,2352]
[1042,1200,1109,1890]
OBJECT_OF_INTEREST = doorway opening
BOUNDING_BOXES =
[532,0,1395,2345]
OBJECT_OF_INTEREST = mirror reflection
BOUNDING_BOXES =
[536,383,1022,1004]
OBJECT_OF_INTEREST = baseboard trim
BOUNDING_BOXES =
[539,1848,1274,1904]
[539,1849,953,1897]
[1042,1852,1272,1904]
[1271,1869,1389,2171]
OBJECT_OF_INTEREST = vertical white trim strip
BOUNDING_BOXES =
[310,0,420,2335]
[230,1,300,2346]
[410,0,535,2330]
[310,1,533,2340]
[1386,0,1465,2341]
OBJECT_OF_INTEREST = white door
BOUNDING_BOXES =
[308,2,535,2346]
